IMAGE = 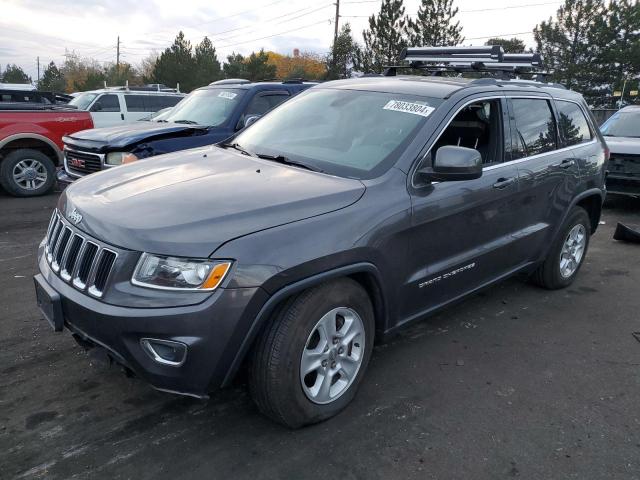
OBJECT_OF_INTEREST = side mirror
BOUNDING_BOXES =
[418,145,483,182]
[244,115,261,128]
[91,102,102,112]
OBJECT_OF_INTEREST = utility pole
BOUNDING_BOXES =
[333,0,340,45]
[116,36,120,72]
[37,56,40,86]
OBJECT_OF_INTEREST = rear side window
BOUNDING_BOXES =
[556,100,593,146]
[509,98,557,159]
[92,94,120,112]
[124,95,146,112]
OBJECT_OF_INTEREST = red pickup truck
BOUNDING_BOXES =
[0,105,93,196]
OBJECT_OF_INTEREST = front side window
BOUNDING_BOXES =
[430,99,504,166]
[68,92,98,110]
[601,109,640,138]
[233,88,442,179]
[91,94,120,112]
[510,98,557,159]
[163,88,244,126]
[244,93,289,117]
[556,100,592,146]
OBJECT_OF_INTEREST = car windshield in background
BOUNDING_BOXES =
[68,93,98,110]
[233,88,442,179]
[163,88,244,126]
[600,110,640,138]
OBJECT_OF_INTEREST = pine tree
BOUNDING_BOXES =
[153,31,196,91]
[38,61,66,91]
[223,53,248,79]
[408,0,463,47]
[326,23,361,79]
[593,0,640,106]
[534,0,606,97]
[358,0,410,73]
[194,37,222,87]
[244,49,276,81]
[2,64,31,84]
[484,37,526,53]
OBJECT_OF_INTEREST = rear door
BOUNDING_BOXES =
[507,96,581,261]
[402,95,526,320]
[89,93,124,127]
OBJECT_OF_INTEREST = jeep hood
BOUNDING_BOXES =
[64,121,208,151]
[604,136,640,155]
[60,146,365,257]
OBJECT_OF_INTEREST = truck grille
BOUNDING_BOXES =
[65,149,103,176]
[44,211,117,298]
[609,153,640,177]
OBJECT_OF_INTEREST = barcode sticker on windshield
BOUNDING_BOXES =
[218,91,237,100]
[383,100,434,117]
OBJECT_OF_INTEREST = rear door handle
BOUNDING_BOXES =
[552,159,575,169]
[493,177,516,189]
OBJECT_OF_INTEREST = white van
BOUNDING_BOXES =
[68,87,185,128]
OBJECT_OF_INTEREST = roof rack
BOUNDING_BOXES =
[384,46,545,79]
[100,81,181,93]
[210,79,251,85]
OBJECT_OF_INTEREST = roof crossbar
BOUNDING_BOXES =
[385,46,544,78]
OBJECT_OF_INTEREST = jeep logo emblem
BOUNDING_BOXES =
[68,208,83,225]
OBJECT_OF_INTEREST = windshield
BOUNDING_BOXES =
[233,88,441,179]
[163,88,244,126]
[68,93,98,110]
[601,110,640,138]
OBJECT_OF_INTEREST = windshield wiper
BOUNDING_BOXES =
[255,153,323,172]
[219,142,255,156]
[172,119,198,124]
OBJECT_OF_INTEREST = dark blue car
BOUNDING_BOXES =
[58,79,316,183]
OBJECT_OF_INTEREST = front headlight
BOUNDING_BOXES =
[105,152,138,166]
[132,253,232,291]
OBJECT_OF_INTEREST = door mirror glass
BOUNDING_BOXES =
[419,146,483,182]
[244,114,261,128]
[91,102,102,112]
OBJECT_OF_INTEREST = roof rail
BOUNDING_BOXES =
[210,79,251,85]
[385,46,546,79]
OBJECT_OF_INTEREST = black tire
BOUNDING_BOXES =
[249,278,375,428]
[0,149,56,197]
[531,206,591,289]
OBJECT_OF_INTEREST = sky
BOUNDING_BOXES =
[1,0,564,82]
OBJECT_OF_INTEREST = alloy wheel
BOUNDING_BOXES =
[300,307,365,405]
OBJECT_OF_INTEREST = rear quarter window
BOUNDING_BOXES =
[556,100,593,146]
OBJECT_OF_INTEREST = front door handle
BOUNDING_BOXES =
[493,177,516,189]
[551,159,575,169]
[121,113,125,120]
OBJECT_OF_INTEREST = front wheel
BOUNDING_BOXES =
[531,206,591,289]
[249,278,374,428]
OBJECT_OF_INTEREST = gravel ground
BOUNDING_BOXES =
[1,190,639,480]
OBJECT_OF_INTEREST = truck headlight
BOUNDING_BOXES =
[132,253,232,291]
[105,152,138,166]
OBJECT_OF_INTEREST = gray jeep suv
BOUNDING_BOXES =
[34,47,608,428]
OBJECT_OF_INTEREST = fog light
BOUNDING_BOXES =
[140,338,187,367]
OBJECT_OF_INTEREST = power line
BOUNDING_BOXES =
[218,18,333,49]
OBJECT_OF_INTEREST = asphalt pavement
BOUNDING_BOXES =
[1,190,639,480]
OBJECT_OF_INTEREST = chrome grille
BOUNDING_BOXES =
[64,149,103,176]
[44,211,117,298]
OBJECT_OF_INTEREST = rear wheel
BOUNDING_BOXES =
[0,149,56,197]
[531,206,591,289]
[249,278,374,428]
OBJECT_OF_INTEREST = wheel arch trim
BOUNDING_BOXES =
[0,133,63,163]
[220,262,388,387]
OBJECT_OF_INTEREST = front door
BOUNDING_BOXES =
[400,96,525,323]
[89,93,124,128]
